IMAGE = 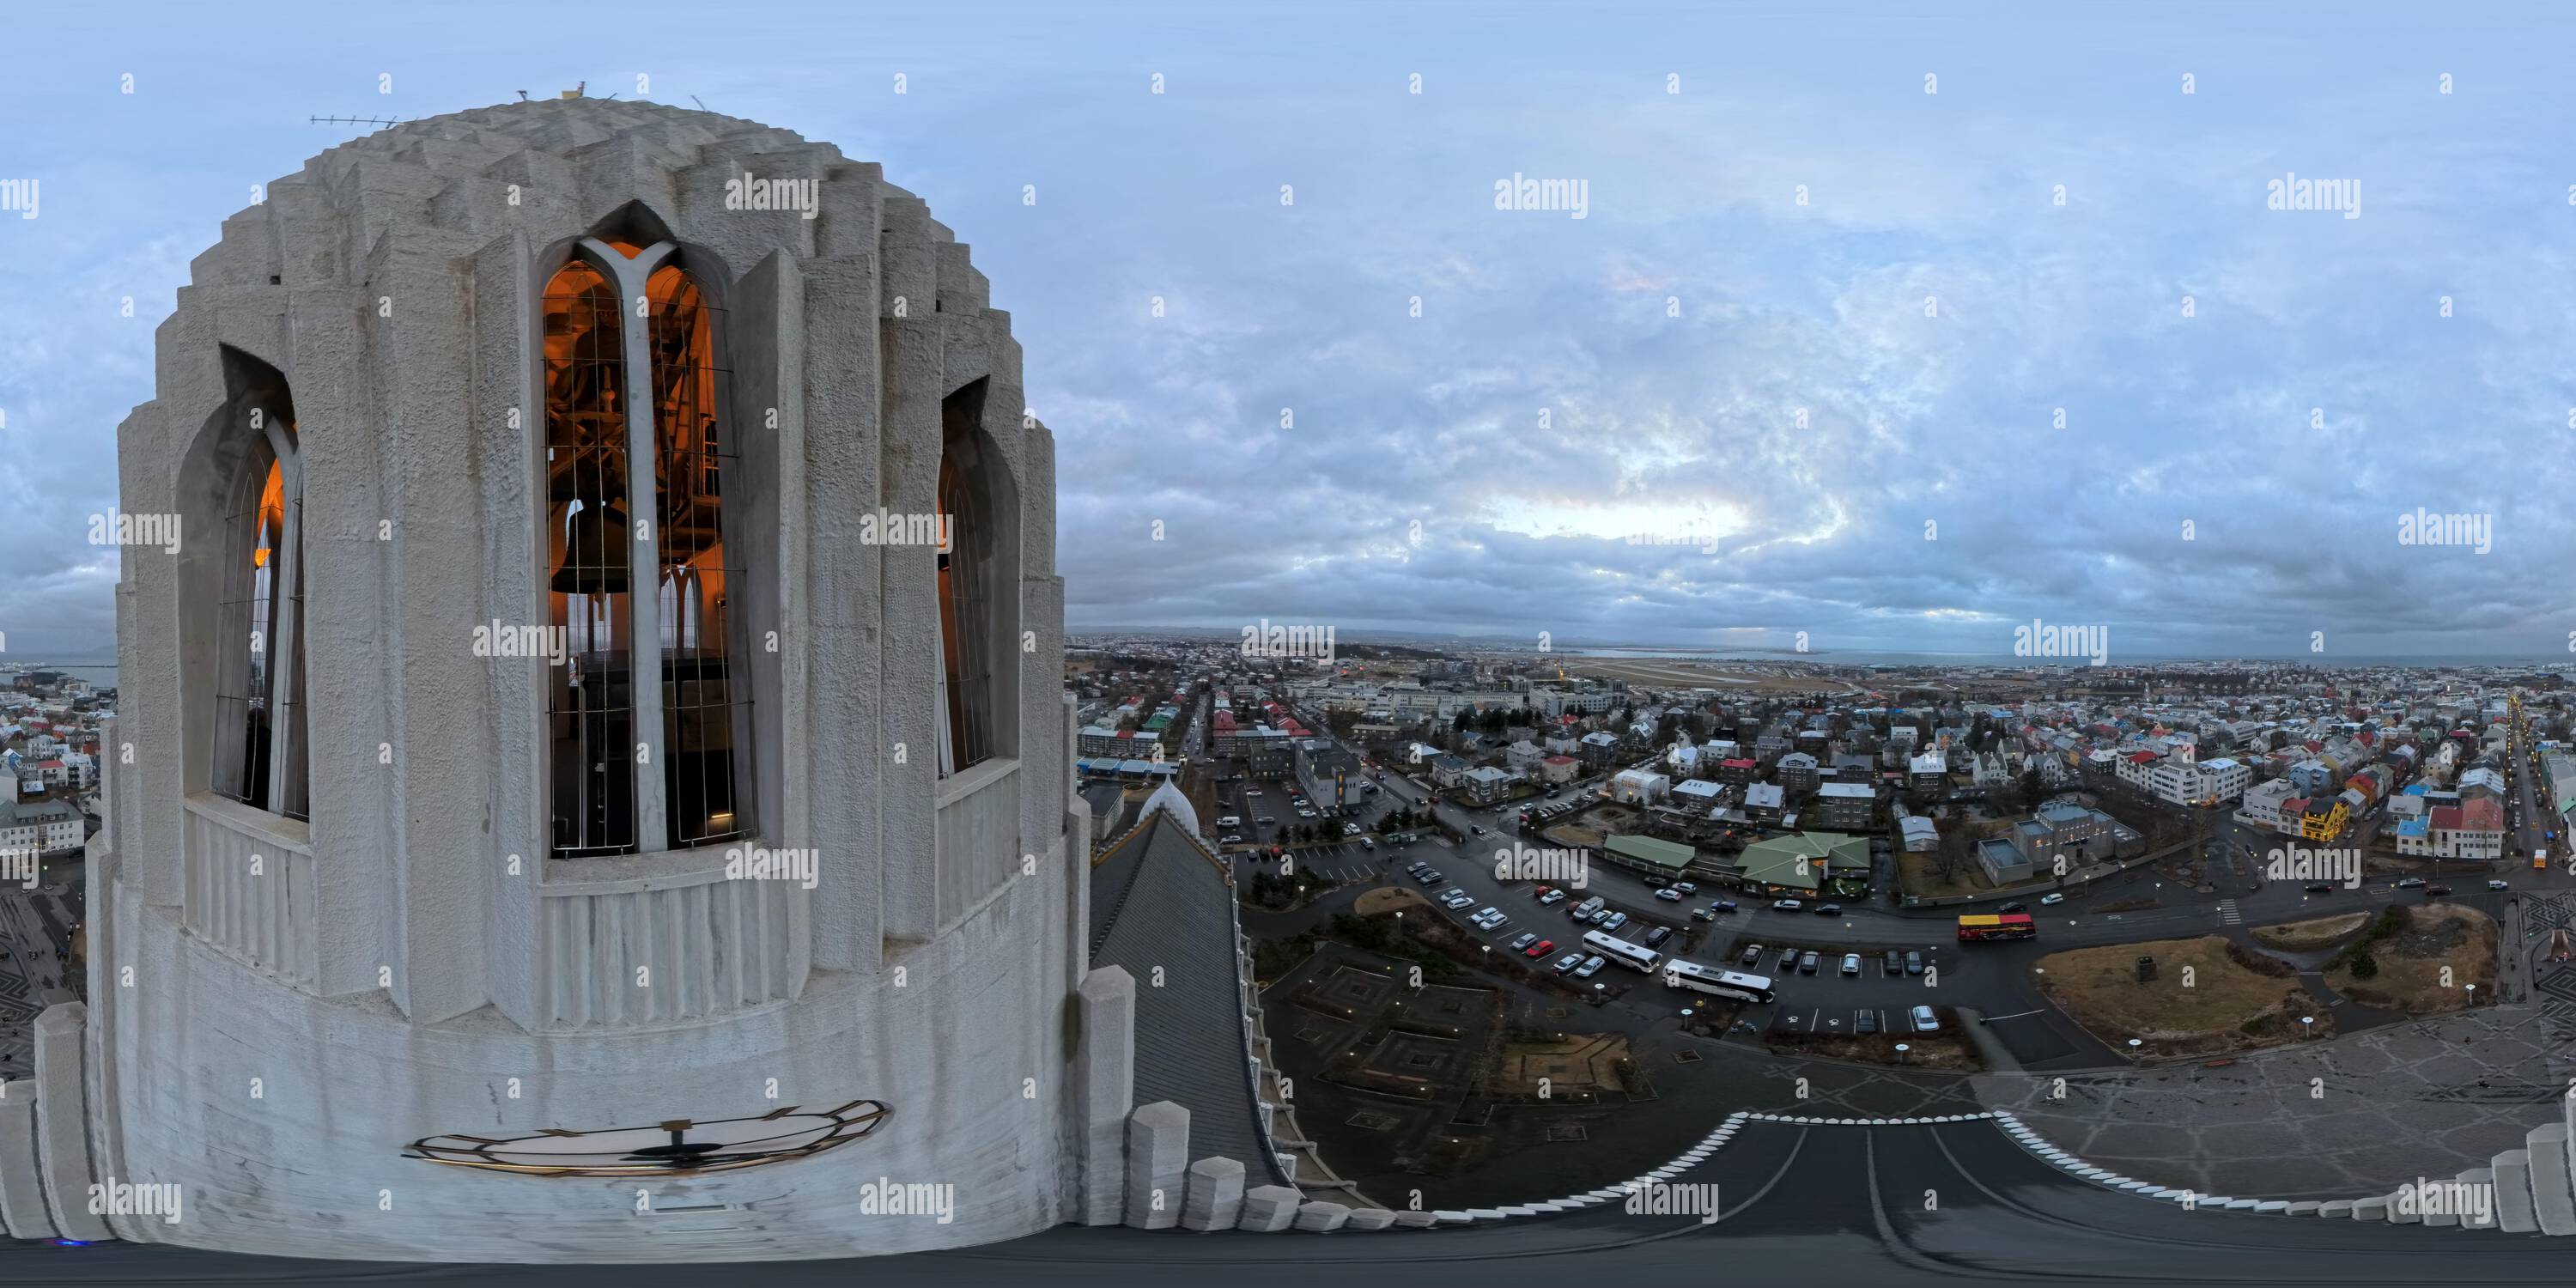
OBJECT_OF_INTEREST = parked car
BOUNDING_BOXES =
[1910,1005,1941,1034]
[1905,951,1925,975]
[1798,951,1821,975]
[1575,956,1607,978]
[2395,877,2427,889]
[1813,903,1841,916]
[1673,882,1698,895]
[2038,892,2066,906]
[1655,888,1684,902]
[1539,889,1568,906]
[1777,947,1801,972]
[1772,898,1804,912]
[1643,877,1668,889]
[1508,933,1539,952]
[1552,952,1584,974]
[1643,927,1674,949]
[1440,890,1473,909]
[1359,836,1376,850]
[1600,911,1629,932]
[1527,939,1556,958]
[1739,944,1764,967]
[1223,834,1243,844]
[1882,950,1902,974]
[1854,1009,1880,1035]
[1840,953,1862,976]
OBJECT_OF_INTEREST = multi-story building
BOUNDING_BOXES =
[1814,781,1875,831]
[1,797,84,853]
[1775,751,1821,793]
[1610,768,1670,804]
[1578,730,1625,767]
[2235,777,2298,833]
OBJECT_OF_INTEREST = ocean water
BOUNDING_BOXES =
[21,662,115,690]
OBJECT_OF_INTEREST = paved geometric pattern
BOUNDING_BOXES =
[1977,1003,2562,1201]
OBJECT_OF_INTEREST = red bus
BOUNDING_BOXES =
[1956,913,2037,942]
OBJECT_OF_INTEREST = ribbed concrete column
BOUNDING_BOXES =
[1236,1184,1300,1231]
[2494,1149,2537,1233]
[1180,1156,1244,1231]
[1124,1101,1189,1230]
[1076,966,1136,1225]
[2530,1122,2576,1236]
[0,1080,56,1241]
[33,1004,110,1242]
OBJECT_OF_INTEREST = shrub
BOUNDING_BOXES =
[2347,951,2379,980]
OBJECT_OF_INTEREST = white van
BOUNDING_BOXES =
[1571,895,1607,920]
[1218,816,1242,829]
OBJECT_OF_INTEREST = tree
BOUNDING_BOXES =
[1453,709,1473,732]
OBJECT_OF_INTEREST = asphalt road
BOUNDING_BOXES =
[12,1119,2563,1285]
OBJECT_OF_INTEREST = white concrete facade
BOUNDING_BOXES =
[80,99,1089,1261]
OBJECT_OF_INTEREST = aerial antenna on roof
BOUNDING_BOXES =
[310,114,403,129]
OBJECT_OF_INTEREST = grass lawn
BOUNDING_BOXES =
[2324,903,2496,1013]
[1354,887,1431,916]
[2249,911,2371,952]
[2034,935,2329,1057]
[1895,851,1995,899]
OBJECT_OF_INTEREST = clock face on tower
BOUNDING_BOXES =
[404,1099,891,1177]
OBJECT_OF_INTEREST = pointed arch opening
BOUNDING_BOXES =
[542,234,750,858]
[206,355,308,821]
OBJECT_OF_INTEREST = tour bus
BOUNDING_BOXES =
[1571,895,1607,920]
[1582,929,1662,973]
[1956,912,2038,942]
[1662,958,1777,1004]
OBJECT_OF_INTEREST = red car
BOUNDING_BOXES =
[1524,939,1555,957]
[1532,884,1554,898]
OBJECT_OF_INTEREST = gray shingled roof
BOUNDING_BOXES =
[1089,812,1288,1185]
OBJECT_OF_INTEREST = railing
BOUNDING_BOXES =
[935,756,1019,928]
[183,795,316,989]
[536,854,805,1029]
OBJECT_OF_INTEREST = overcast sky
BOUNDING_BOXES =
[7,1,2574,661]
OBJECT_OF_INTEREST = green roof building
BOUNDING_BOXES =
[1737,832,1870,892]
[1603,833,1696,873]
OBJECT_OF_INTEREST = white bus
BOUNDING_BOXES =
[1582,929,1662,974]
[1662,958,1776,1004]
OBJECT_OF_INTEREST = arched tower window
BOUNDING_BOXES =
[936,380,1009,777]
[543,237,750,857]
[211,407,308,820]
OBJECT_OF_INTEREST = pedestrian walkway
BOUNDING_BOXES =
[2217,899,2243,925]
